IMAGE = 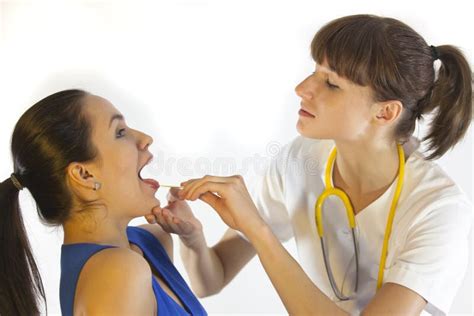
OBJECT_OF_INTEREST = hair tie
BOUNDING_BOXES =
[430,45,440,61]
[10,173,24,191]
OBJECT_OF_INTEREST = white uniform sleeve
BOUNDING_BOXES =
[236,141,294,243]
[384,201,473,315]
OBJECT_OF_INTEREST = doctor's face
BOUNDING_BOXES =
[294,60,376,142]
[76,95,160,219]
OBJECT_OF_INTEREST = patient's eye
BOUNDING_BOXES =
[116,128,126,138]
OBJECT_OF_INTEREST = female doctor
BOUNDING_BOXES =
[147,14,473,315]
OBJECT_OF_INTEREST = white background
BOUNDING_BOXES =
[0,0,472,315]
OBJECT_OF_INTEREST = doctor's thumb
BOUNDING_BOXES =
[167,187,181,202]
[199,191,220,209]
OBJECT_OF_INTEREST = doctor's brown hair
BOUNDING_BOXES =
[311,14,472,160]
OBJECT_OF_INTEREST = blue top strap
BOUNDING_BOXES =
[60,226,207,316]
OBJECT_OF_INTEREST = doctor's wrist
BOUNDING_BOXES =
[240,217,271,242]
[179,229,207,250]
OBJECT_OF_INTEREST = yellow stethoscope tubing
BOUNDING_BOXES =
[314,143,405,294]
[377,143,405,289]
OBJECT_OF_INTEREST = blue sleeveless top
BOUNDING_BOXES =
[60,226,207,316]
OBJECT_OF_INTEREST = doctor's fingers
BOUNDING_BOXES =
[181,175,243,200]
[146,204,163,223]
[183,181,228,201]
[177,177,204,200]
[155,208,186,234]
[153,203,180,219]
[152,208,171,232]
[179,175,228,198]
[145,214,156,224]
[167,187,181,202]
[199,191,221,210]
[163,208,196,235]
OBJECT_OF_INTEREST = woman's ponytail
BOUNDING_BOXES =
[0,176,46,315]
[0,89,91,314]
[419,45,473,160]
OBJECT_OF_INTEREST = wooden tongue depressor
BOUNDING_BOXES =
[160,184,184,189]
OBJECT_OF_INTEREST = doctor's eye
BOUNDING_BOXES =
[326,79,339,90]
[116,128,127,138]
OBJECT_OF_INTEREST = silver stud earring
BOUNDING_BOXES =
[93,182,102,191]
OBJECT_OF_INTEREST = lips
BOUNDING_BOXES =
[299,108,316,118]
[138,155,160,190]
[142,178,160,190]
[299,102,316,118]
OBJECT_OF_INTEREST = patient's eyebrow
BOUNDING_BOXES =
[109,114,124,129]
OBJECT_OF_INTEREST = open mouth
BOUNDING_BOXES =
[138,156,160,190]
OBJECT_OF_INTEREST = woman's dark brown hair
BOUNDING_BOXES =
[0,89,98,315]
[311,14,472,160]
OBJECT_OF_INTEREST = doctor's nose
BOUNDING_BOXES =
[295,78,314,100]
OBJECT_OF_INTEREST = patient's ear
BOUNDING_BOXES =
[66,162,99,193]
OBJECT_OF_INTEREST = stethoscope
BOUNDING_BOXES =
[314,143,405,300]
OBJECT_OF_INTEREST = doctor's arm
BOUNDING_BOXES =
[178,175,428,316]
[146,189,256,297]
[179,227,256,297]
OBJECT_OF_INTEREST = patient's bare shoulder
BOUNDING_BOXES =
[74,247,156,315]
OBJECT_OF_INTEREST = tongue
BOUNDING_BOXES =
[142,178,160,189]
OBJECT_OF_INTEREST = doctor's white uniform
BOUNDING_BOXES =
[244,136,472,316]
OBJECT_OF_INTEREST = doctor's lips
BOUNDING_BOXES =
[299,106,316,118]
[138,155,160,190]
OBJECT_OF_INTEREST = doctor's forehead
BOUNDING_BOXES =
[315,62,339,76]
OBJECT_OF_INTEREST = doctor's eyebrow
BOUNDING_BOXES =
[109,114,124,129]
[315,64,339,76]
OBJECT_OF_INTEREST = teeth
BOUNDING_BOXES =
[139,161,153,181]
[138,157,153,180]
[138,166,147,181]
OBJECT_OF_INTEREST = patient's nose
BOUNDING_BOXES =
[138,132,153,150]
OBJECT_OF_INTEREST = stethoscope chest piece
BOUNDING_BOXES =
[315,186,360,301]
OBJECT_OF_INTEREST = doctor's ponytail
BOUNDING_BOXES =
[417,46,473,160]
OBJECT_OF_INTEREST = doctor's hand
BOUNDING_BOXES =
[145,188,204,247]
[178,175,267,236]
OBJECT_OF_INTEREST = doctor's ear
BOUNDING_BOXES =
[67,162,102,191]
[373,100,403,124]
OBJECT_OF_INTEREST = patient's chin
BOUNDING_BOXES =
[141,197,161,214]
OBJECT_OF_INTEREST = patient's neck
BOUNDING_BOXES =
[62,210,132,248]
